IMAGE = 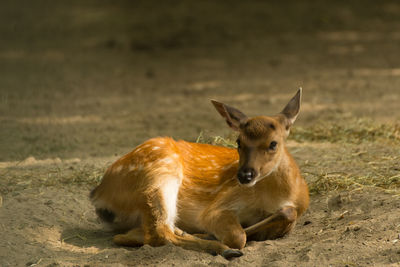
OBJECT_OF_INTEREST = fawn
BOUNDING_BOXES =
[90,89,309,259]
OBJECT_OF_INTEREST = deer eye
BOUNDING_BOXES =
[236,139,241,149]
[269,141,277,151]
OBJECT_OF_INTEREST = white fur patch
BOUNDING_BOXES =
[161,178,180,229]
[113,165,123,173]
[129,164,144,172]
[152,146,160,150]
[159,157,174,165]
[128,164,136,171]
[137,164,144,171]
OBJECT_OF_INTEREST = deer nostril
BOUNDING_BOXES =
[238,168,256,184]
[244,171,253,179]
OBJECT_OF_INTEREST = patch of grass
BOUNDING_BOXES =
[59,164,105,186]
[196,131,237,148]
[290,118,400,144]
[306,171,400,196]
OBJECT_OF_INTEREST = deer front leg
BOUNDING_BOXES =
[201,210,246,250]
[245,206,297,241]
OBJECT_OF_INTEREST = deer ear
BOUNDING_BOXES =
[279,88,302,130]
[211,100,248,131]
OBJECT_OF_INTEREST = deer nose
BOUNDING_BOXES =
[237,167,256,184]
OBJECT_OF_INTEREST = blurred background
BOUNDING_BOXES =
[1,0,400,161]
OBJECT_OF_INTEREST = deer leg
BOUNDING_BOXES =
[113,227,144,247]
[193,233,217,240]
[244,206,297,241]
[115,185,242,259]
[201,210,247,250]
[163,226,243,259]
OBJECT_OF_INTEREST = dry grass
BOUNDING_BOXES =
[290,118,400,144]
[306,171,400,196]
[196,131,238,148]
[291,119,400,195]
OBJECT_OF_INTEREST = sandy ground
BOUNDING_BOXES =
[1,1,400,266]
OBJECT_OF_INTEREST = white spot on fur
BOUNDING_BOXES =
[129,164,136,172]
[161,178,180,230]
[136,164,144,171]
[113,165,123,173]
[171,153,179,159]
[159,157,174,165]
[210,159,219,168]
[140,144,150,150]
[152,146,160,150]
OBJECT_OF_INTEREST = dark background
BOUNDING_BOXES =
[1,0,400,161]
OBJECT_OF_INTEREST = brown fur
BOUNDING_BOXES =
[90,89,309,258]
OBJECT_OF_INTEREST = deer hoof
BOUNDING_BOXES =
[222,249,243,259]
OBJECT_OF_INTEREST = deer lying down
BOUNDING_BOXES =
[90,89,309,259]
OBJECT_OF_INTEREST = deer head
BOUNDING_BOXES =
[211,88,302,186]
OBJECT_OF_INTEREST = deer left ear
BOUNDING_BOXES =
[279,88,302,132]
[211,100,248,131]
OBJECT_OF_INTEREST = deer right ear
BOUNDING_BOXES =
[211,100,248,131]
[279,88,302,135]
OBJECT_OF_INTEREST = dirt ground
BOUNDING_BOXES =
[1,1,400,266]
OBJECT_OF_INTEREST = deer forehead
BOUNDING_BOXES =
[240,116,282,142]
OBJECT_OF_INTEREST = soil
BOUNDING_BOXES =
[1,1,400,266]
